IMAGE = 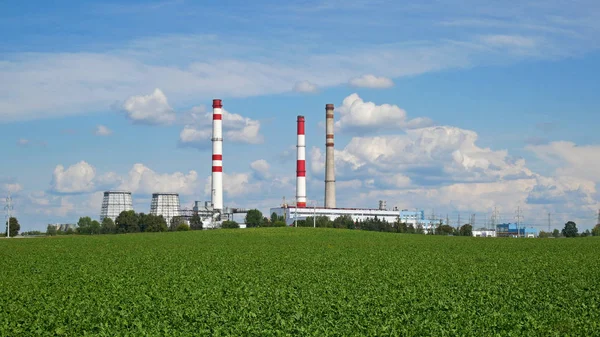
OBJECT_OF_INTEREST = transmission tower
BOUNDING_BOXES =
[515,206,523,237]
[4,193,13,238]
[597,209,600,225]
[548,213,551,233]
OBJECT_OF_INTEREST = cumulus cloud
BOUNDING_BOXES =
[51,161,97,194]
[203,172,262,198]
[2,183,23,194]
[119,163,199,195]
[179,107,264,148]
[121,88,176,125]
[17,138,30,147]
[349,74,394,88]
[293,81,318,93]
[334,93,433,132]
[28,191,75,217]
[527,141,600,183]
[250,159,272,180]
[94,125,113,136]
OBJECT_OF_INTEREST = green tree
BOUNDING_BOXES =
[333,215,354,229]
[190,213,203,230]
[592,224,600,237]
[46,224,57,236]
[5,217,20,237]
[273,220,287,227]
[458,224,473,236]
[141,214,167,232]
[115,210,140,233]
[221,220,239,229]
[176,223,190,231]
[101,217,116,234]
[270,212,278,223]
[538,231,550,238]
[552,228,561,238]
[77,216,93,234]
[562,221,578,238]
[245,209,264,228]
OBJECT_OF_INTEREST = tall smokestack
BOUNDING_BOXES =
[324,103,336,208]
[211,99,223,211]
[296,115,307,208]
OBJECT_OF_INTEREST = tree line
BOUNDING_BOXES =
[4,210,600,238]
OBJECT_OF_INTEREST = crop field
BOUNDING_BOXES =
[1,228,599,336]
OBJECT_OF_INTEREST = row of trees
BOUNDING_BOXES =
[46,211,206,236]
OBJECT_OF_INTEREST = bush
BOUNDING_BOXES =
[176,223,190,231]
[221,220,239,229]
[273,221,287,227]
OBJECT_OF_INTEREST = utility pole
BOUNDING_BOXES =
[446,214,450,226]
[457,213,461,230]
[548,213,551,233]
[515,206,523,238]
[4,193,13,238]
[597,209,600,225]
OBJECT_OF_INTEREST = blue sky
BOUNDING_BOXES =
[2,0,600,231]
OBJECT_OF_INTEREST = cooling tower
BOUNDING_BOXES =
[296,115,307,208]
[211,99,224,211]
[100,191,133,222]
[150,192,181,226]
[324,103,336,208]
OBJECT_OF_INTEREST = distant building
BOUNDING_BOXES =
[150,193,180,226]
[399,210,435,233]
[269,205,401,226]
[472,229,496,237]
[100,191,133,222]
[496,223,538,237]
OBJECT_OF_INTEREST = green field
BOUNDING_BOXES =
[1,228,599,336]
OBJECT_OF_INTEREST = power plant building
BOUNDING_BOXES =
[270,204,402,226]
[149,193,181,225]
[100,191,133,222]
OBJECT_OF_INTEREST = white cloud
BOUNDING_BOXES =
[293,80,318,93]
[334,93,434,132]
[479,34,538,48]
[527,141,600,183]
[348,74,394,88]
[28,191,75,217]
[251,159,272,180]
[203,172,261,198]
[118,163,199,195]
[94,125,113,136]
[17,138,29,146]
[2,183,23,194]
[121,88,176,125]
[51,161,97,194]
[179,107,264,148]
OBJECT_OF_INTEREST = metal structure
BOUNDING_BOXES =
[324,103,336,208]
[4,193,13,238]
[150,193,180,226]
[296,115,307,208]
[100,191,133,222]
[211,99,224,212]
[193,201,249,227]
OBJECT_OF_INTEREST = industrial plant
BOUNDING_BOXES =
[95,98,540,237]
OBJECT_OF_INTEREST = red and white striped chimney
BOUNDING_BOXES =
[296,115,307,208]
[211,99,223,211]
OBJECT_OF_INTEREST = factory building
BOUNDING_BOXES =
[270,202,401,226]
[472,229,497,237]
[149,193,181,226]
[496,223,538,238]
[100,191,133,222]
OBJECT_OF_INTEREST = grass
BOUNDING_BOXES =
[1,228,599,336]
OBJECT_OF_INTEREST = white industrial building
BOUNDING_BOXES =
[270,201,401,226]
[149,193,181,225]
[100,191,133,222]
[472,229,497,237]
